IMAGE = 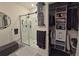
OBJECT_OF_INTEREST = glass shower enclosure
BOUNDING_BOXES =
[20,14,37,47]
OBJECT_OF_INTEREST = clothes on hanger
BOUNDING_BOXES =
[67,8,78,31]
[49,15,55,27]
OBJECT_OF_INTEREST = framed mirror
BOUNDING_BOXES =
[0,12,11,29]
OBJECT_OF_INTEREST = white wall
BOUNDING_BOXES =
[73,7,79,56]
[0,3,29,46]
[76,31,79,55]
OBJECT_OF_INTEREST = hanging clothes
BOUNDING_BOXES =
[66,7,78,55]
[67,8,78,31]
[49,15,55,27]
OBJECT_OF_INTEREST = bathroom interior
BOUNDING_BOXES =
[0,2,79,56]
[0,2,48,56]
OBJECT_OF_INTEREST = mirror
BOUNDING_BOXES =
[0,12,11,29]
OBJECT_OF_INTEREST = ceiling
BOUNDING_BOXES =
[0,2,37,11]
[15,2,37,10]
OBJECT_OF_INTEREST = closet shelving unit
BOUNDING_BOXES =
[54,5,67,52]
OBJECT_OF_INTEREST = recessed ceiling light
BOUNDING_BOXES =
[32,4,34,7]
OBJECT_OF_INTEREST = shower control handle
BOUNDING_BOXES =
[30,25,31,28]
[25,25,27,27]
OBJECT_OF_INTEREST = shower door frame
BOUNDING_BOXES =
[19,12,37,46]
[19,15,30,46]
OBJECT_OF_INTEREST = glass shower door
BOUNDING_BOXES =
[20,14,37,47]
[29,14,37,47]
[20,16,30,45]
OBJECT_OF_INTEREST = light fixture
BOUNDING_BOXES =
[32,4,34,7]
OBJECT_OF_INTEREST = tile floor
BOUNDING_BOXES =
[9,45,42,56]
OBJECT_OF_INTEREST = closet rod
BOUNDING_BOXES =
[28,11,37,15]
[68,6,79,9]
